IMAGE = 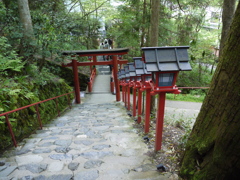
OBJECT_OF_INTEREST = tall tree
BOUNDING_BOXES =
[17,0,34,40]
[219,0,237,57]
[149,0,160,112]
[149,0,160,46]
[140,0,148,47]
[17,0,35,59]
[180,2,240,179]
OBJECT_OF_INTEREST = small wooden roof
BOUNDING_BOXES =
[142,46,192,72]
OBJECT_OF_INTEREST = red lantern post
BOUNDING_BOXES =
[142,46,192,151]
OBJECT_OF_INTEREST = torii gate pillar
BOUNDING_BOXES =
[72,59,81,104]
[62,48,129,104]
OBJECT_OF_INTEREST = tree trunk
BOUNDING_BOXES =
[140,0,147,47]
[219,0,237,58]
[180,2,240,179]
[149,0,160,113]
[17,0,36,61]
[149,0,160,46]
[17,0,34,40]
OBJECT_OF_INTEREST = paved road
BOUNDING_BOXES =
[129,94,202,128]
[165,100,202,127]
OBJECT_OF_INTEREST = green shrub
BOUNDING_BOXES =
[166,93,205,103]
[177,63,213,88]
[0,36,25,75]
[0,80,73,151]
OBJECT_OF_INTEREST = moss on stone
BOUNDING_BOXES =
[0,80,74,152]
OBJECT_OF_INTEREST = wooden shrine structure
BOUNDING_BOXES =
[62,48,129,104]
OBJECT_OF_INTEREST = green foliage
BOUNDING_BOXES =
[1,0,110,69]
[0,76,73,151]
[108,0,220,64]
[177,63,214,88]
[176,27,218,88]
[0,1,22,46]
[0,37,25,75]
[0,0,89,152]
[24,64,58,85]
[107,1,148,58]
[166,92,206,103]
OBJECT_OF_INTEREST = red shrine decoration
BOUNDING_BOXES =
[142,46,192,151]
[62,48,129,104]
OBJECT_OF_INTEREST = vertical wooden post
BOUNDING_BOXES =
[144,88,151,133]
[113,55,120,101]
[137,89,142,123]
[125,86,128,108]
[93,56,97,63]
[67,94,72,109]
[110,79,114,94]
[155,92,166,151]
[89,56,93,72]
[88,82,92,93]
[132,88,137,116]
[122,85,124,103]
[55,99,60,117]
[5,114,17,147]
[127,86,131,110]
[72,59,81,104]
[35,104,42,129]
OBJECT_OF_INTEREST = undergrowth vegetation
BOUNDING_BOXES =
[166,90,206,103]
[0,36,74,151]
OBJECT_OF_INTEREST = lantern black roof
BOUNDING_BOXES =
[133,57,151,75]
[124,65,130,78]
[117,70,121,79]
[118,69,125,79]
[128,63,136,77]
[141,46,192,72]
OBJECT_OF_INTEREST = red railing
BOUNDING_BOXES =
[110,69,115,94]
[0,91,74,147]
[88,68,97,92]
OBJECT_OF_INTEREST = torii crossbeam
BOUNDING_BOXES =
[62,48,129,104]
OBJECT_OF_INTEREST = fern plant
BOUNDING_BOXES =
[0,36,25,75]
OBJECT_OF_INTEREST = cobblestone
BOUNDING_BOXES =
[0,64,183,179]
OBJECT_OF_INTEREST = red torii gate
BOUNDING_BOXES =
[62,48,129,104]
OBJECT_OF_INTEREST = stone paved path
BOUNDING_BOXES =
[0,102,176,180]
[0,62,177,179]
